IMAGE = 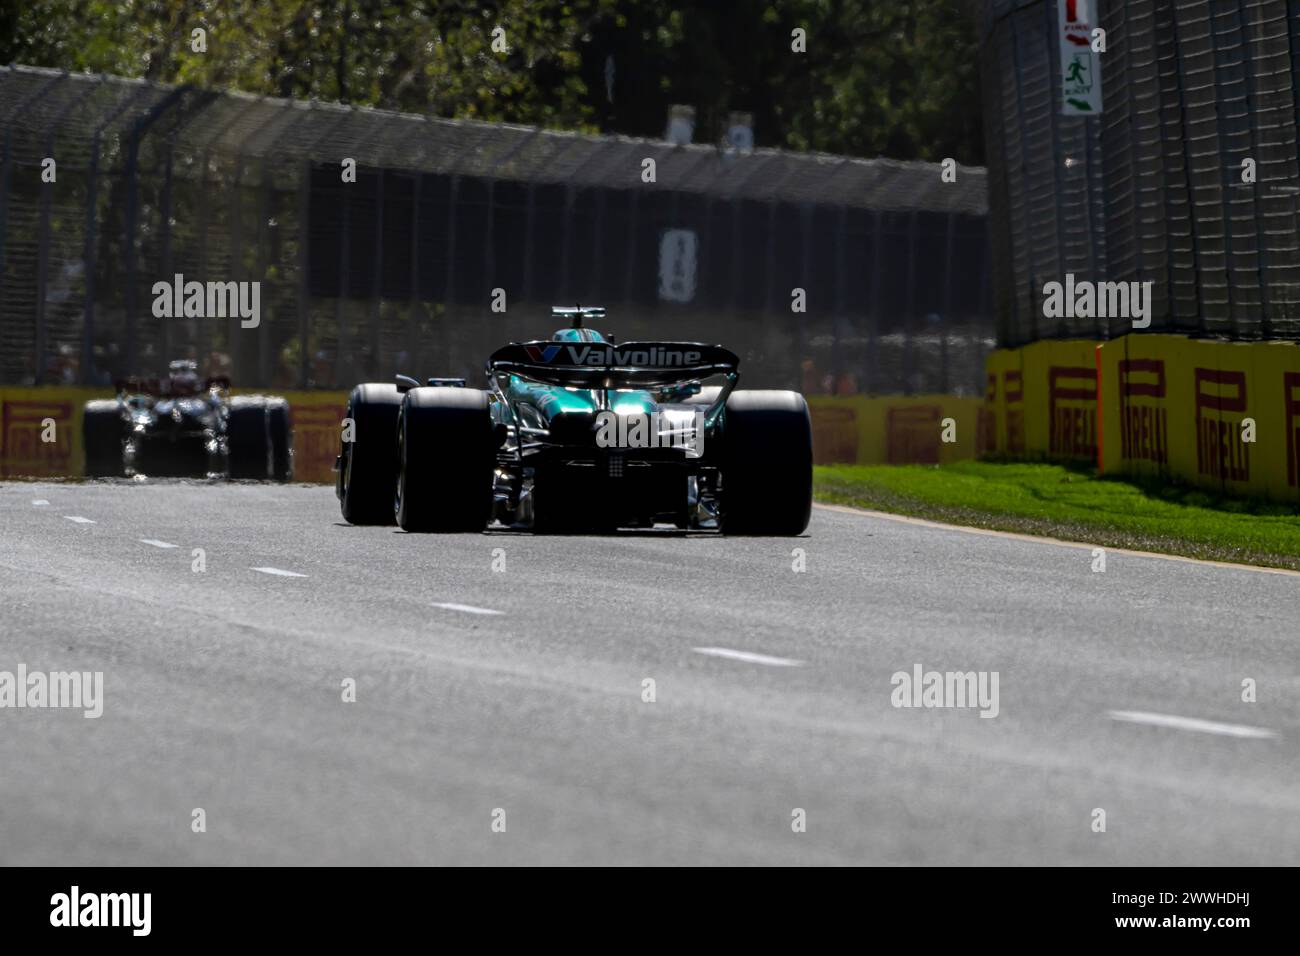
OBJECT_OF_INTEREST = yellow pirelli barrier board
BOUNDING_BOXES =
[987,335,1300,504]
[0,386,104,478]
[808,395,985,466]
[1098,335,1300,504]
[0,386,351,483]
[982,347,1024,456]
[980,340,1100,461]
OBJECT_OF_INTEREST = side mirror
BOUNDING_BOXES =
[395,374,421,392]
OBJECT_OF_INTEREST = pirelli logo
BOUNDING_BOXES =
[1118,359,1168,465]
[290,404,347,483]
[1194,368,1248,482]
[886,404,941,465]
[811,404,858,465]
[1285,372,1300,488]
[1,399,73,477]
[1048,366,1096,459]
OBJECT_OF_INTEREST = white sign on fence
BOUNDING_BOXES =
[658,229,698,303]
[1059,0,1102,115]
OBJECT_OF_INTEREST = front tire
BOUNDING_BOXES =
[720,390,812,536]
[396,387,496,533]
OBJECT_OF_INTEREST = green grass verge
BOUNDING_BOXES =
[814,460,1300,571]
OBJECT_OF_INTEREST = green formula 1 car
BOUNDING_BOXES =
[335,307,811,534]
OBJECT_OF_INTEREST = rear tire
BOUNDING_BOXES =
[267,398,292,482]
[82,400,126,478]
[227,397,272,479]
[396,387,496,533]
[338,384,403,525]
[720,390,812,536]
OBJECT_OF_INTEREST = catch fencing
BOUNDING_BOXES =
[979,0,1300,346]
[0,63,993,395]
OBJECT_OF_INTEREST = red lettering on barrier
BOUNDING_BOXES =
[886,405,941,464]
[1118,359,1168,465]
[290,404,347,484]
[1,400,74,478]
[811,405,859,465]
[1048,366,1096,459]
[1285,372,1300,488]
[1194,368,1248,482]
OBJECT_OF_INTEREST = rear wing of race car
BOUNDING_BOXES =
[488,340,739,388]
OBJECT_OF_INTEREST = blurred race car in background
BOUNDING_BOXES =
[83,359,292,480]
[336,306,812,534]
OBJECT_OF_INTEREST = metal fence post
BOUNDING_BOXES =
[407,170,422,378]
[797,202,812,384]
[623,187,639,306]
[866,209,883,395]
[158,141,174,367]
[943,210,956,392]
[228,155,244,379]
[833,204,847,386]
[369,167,384,381]
[122,85,190,375]
[258,157,274,385]
[335,161,351,386]
[905,210,919,395]
[523,179,537,302]
[35,89,89,383]
[298,158,311,388]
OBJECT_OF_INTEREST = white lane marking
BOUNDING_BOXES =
[63,515,96,524]
[140,539,179,549]
[815,502,1300,578]
[431,602,504,616]
[692,646,805,668]
[32,499,49,506]
[1108,710,1278,740]
[250,566,308,578]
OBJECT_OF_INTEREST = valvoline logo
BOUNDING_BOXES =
[523,344,563,363]
[521,344,704,367]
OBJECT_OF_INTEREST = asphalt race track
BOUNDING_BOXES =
[2,480,1297,865]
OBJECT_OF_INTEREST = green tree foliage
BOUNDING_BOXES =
[3,1,983,163]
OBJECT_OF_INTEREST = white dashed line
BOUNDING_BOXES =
[431,602,504,616]
[63,515,96,524]
[250,567,308,578]
[32,499,49,506]
[1108,710,1278,740]
[692,647,805,668]
[139,539,179,549]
